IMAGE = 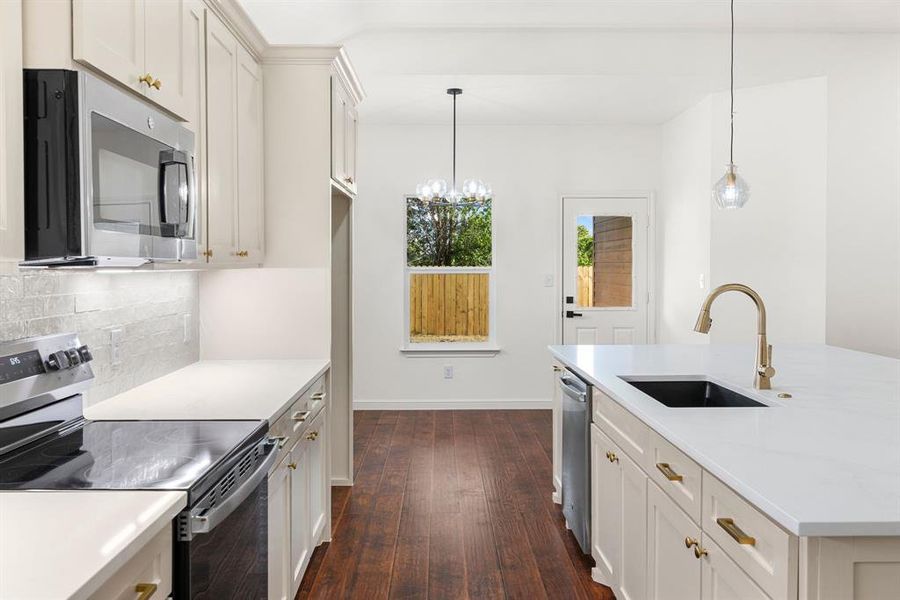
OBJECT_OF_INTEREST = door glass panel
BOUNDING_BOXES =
[576,215,633,308]
[91,112,171,237]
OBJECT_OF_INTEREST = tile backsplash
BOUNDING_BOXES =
[0,270,199,405]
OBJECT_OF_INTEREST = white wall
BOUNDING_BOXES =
[708,77,828,345]
[354,124,659,407]
[658,97,713,344]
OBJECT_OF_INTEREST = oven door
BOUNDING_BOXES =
[174,440,277,599]
[80,72,197,264]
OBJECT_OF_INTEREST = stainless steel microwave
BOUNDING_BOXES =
[21,69,198,267]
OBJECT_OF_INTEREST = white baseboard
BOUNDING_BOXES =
[353,398,552,410]
[331,477,353,486]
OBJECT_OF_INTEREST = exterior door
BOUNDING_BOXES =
[562,196,649,345]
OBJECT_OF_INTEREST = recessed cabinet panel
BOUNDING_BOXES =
[700,538,772,600]
[267,456,292,600]
[591,424,622,586]
[289,443,311,593]
[331,78,346,187]
[344,103,358,193]
[144,0,195,121]
[236,45,264,262]
[619,450,647,600]
[306,410,328,545]
[73,0,145,94]
[205,14,239,263]
[647,481,702,600]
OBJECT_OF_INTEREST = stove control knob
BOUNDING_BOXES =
[65,348,82,366]
[46,350,71,371]
[77,345,93,363]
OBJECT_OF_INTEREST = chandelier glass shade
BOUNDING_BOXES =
[415,88,491,204]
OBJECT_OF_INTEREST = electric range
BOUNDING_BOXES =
[0,333,276,599]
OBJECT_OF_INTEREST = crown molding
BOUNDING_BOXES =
[205,0,269,58]
[261,46,366,104]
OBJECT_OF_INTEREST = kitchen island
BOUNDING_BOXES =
[550,343,900,600]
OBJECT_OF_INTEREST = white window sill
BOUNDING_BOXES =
[400,346,501,358]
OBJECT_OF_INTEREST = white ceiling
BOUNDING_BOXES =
[238,1,900,125]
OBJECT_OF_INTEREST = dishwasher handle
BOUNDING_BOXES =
[186,438,279,537]
[559,376,588,403]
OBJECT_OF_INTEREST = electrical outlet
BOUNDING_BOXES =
[183,313,192,344]
[543,274,554,287]
[110,328,123,365]
[443,365,454,379]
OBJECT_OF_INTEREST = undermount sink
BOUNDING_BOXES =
[624,379,769,408]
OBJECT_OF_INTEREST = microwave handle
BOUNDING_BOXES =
[158,150,193,236]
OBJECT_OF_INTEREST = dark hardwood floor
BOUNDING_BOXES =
[296,410,614,600]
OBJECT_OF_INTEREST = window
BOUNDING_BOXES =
[576,215,634,308]
[404,197,495,350]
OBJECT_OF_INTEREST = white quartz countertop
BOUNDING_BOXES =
[85,359,330,423]
[0,490,185,600]
[549,343,900,537]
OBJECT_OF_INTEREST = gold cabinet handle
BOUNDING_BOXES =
[311,392,326,400]
[201,249,213,258]
[138,73,154,87]
[684,536,698,548]
[306,430,319,441]
[716,517,756,546]
[293,410,311,422]
[151,78,162,90]
[605,450,619,464]
[694,545,708,559]
[287,462,297,470]
[237,250,249,257]
[344,176,354,185]
[656,462,683,482]
[552,365,563,372]
[135,583,158,600]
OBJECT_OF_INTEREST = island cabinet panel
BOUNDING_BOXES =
[802,537,900,600]
[701,537,772,600]
[619,447,648,600]
[591,424,623,586]
[647,480,702,600]
[592,388,651,470]
[90,523,173,600]
[702,473,797,600]
[648,429,702,524]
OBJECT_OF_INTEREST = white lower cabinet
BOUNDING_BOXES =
[701,537,771,600]
[267,453,292,600]
[590,424,646,600]
[267,401,329,600]
[91,523,173,599]
[647,480,702,599]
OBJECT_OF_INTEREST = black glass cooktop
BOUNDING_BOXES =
[0,420,267,502]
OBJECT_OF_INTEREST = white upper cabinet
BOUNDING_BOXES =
[331,77,358,195]
[0,0,24,263]
[73,0,200,122]
[236,45,264,263]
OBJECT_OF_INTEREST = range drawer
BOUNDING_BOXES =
[90,523,172,600]
[592,388,651,469]
[647,429,703,523]
[701,473,797,600]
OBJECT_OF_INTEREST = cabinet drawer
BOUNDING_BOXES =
[593,388,650,468]
[702,474,797,600]
[648,430,702,523]
[270,374,327,468]
[90,523,172,600]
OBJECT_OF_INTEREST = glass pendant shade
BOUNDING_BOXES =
[713,164,750,210]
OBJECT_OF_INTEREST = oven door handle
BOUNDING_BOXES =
[188,439,279,536]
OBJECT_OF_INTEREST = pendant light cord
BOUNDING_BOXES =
[452,93,457,193]
[730,0,735,165]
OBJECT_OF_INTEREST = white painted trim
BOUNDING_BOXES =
[207,0,268,58]
[400,346,501,357]
[354,398,552,410]
[260,46,366,103]
[331,477,353,487]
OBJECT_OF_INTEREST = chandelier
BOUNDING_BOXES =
[415,88,491,204]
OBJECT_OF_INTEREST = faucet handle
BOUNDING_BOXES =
[767,344,773,365]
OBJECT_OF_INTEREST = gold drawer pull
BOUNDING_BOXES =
[293,410,310,422]
[605,450,619,463]
[656,462,683,482]
[306,430,319,441]
[311,391,326,400]
[287,462,297,470]
[237,250,249,257]
[717,517,756,546]
[135,582,158,600]
[684,536,698,548]
[552,365,563,372]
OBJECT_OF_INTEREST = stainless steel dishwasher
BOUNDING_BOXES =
[560,368,592,554]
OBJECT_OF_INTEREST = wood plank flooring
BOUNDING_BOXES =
[296,410,614,600]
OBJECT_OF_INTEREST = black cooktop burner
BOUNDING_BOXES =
[0,419,267,502]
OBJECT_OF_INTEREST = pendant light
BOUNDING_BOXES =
[713,0,751,209]
[415,88,491,204]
